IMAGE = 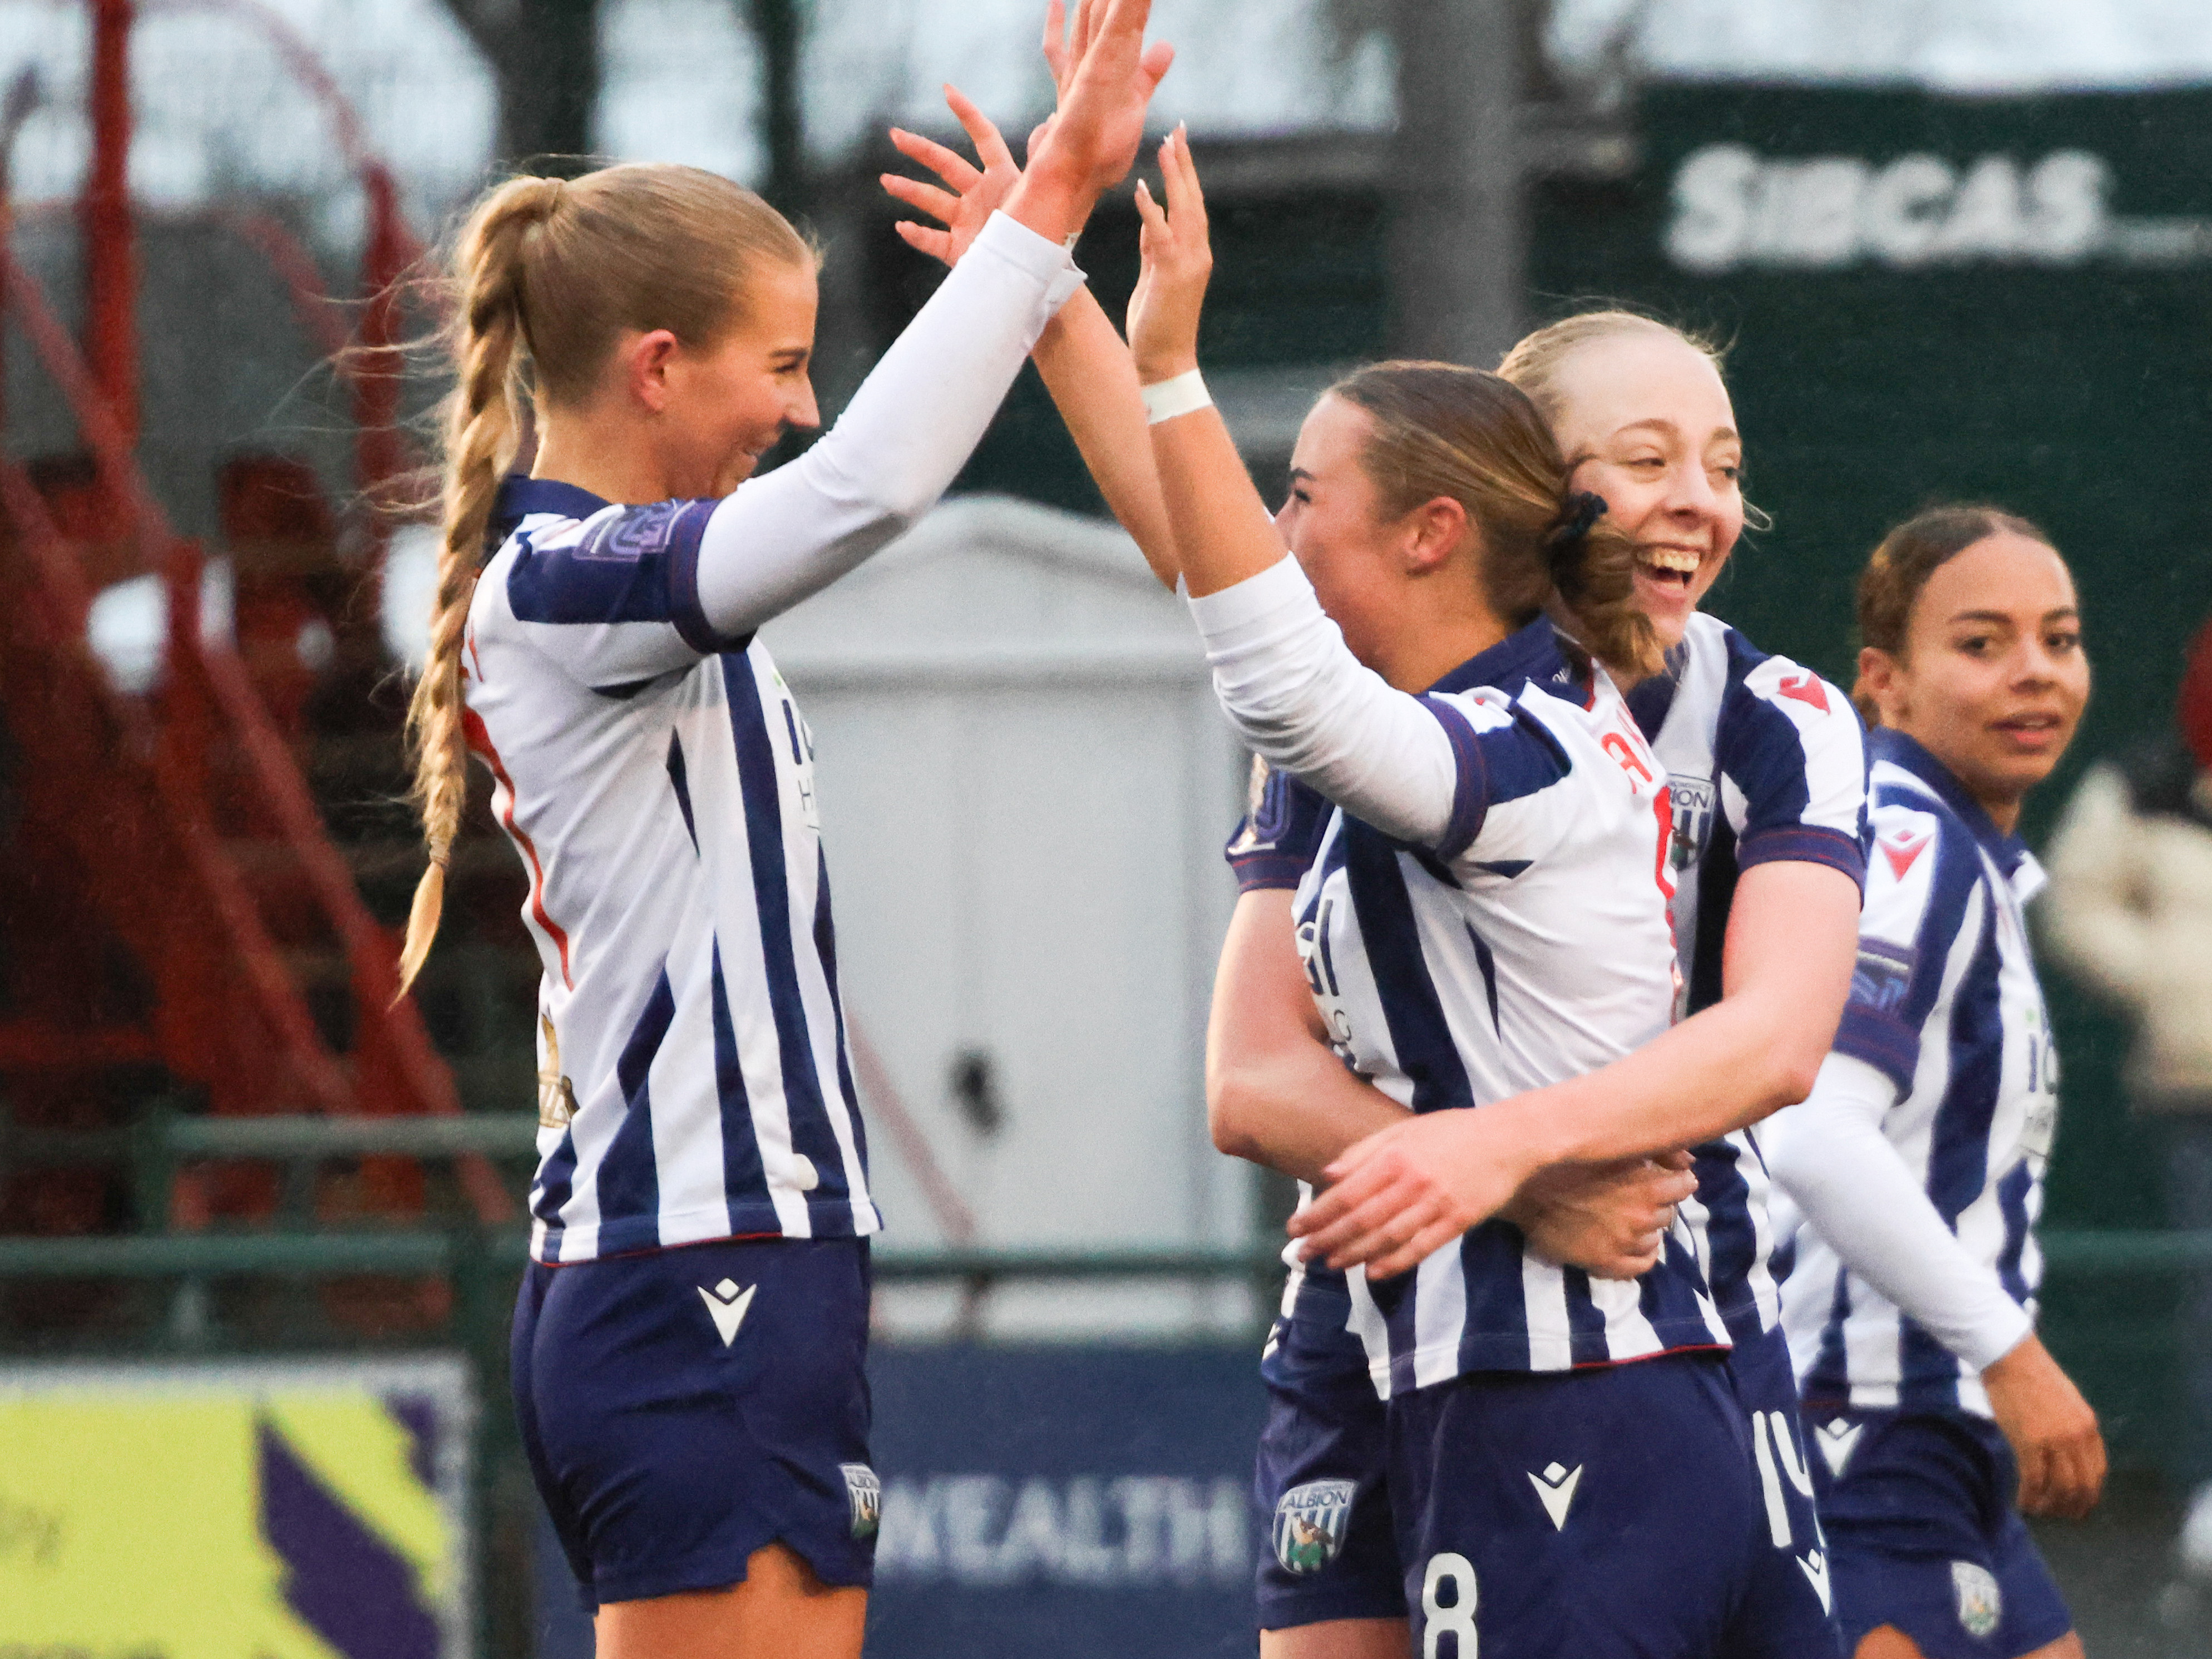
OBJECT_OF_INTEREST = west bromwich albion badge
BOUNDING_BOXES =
[1273,1479,1356,1574]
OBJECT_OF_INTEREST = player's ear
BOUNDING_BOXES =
[1401,495,1470,576]
[626,329,682,415]
[1857,644,1904,724]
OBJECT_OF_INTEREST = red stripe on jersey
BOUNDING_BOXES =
[462,707,574,988]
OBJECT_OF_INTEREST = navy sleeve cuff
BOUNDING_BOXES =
[1227,850,1311,892]
[1833,1007,1918,1097]
[1737,824,1868,895]
[668,498,756,656]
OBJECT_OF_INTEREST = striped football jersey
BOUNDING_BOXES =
[1781,728,2057,1416]
[1627,613,1868,1347]
[468,476,878,1263]
[1282,619,1724,1396]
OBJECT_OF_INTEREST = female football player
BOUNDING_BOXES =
[1217,309,1869,1658]
[885,83,1862,1655]
[394,8,1171,1654]
[1130,132,1858,1657]
[1765,506,2106,1659]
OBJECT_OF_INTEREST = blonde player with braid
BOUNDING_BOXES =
[396,7,1172,1653]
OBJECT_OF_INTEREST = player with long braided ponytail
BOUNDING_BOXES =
[399,176,562,994]
[398,7,1173,1652]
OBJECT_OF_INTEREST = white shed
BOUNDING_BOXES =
[758,495,1258,1337]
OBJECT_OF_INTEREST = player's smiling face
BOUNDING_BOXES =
[655,257,822,497]
[1544,332,1744,651]
[1862,532,2088,831]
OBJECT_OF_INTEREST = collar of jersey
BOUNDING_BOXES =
[488,474,614,552]
[1868,726,2031,877]
[1424,615,1579,700]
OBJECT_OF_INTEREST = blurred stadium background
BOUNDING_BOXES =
[0,0,2208,1653]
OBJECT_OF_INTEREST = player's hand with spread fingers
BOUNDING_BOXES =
[1127,126,1211,384]
[1005,0,1173,244]
[883,87,1023,269]
[1289,1109,1545,1279]
[1503,1150,1697,1281]
[1981,1332,2107,1519]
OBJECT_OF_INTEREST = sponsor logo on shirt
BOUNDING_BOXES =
[576,498,699,561]
[1849,939,1915,1016]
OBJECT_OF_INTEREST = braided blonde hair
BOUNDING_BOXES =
[398,164,812,994]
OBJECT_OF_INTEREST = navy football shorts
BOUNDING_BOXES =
[1801,1405,2072,1659]
[1252,1271,1405,1630]
[1386,1349,1840,1658]
[512,1235,877,1610]
[1725,1324,1846,1656]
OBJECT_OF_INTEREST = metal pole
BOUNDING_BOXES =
[1388,0,1525,368]
[84,0,137,446]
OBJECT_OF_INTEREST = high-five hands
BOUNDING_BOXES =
[884,88,1021,269]
[886,0,1169,264]
[1127,126,1210,383]
[1002,0,1173,243]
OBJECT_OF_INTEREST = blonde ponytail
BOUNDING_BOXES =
[397,176,564,996]
[394,164,812,996]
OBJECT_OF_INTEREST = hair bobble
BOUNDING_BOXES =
[1547,491,1607,549]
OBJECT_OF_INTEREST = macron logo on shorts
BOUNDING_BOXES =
[698,1278,757,1346]
[1529,1461,1582,1530]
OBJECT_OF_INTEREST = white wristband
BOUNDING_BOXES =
[1142,368,1211,425]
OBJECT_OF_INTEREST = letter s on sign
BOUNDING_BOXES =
[1668,145,1760,274]
[2024,151,2109,263]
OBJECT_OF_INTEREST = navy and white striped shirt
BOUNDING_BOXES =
[470,477,879,1262]
[1260,619,1718,1394]
[1781,728,2057,1416]
[1627,614,1868,1346]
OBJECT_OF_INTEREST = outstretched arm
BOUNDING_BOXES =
[693,0,1172,636]
[1126,130,1467,847]
[882,83,1177,586]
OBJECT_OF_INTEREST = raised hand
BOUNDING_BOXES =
[1011,0,1173,236]
[883,86,1021,269]
[1127,125,1210,383]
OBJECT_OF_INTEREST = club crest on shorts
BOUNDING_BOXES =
[841,1463,882,1540]
[1273,1479,1356,1574]
[1952,1560,2002,1638]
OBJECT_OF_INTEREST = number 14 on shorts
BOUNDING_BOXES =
[1421,1552,1477,1657]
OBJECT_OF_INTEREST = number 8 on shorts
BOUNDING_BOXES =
[1421,1551,1478,1657]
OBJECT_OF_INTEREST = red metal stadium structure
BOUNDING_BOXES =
[0,0,512,1316]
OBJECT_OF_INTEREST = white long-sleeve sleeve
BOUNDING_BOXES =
[1186,555,1461,847]
[693,211,1086,635]
[1765,1052,2034,1371]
